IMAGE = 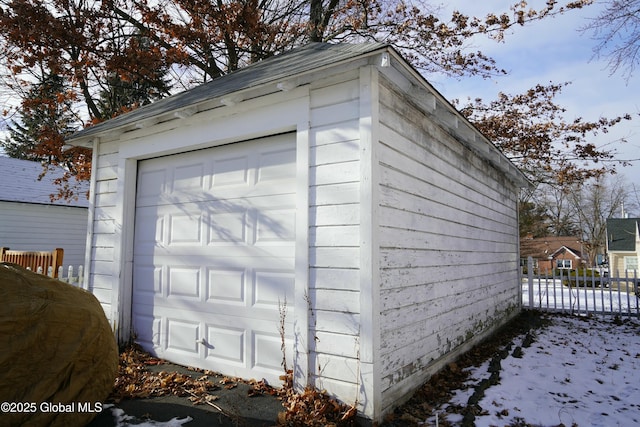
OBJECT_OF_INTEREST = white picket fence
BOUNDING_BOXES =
[522,256,639,317]
[29,265,84,287]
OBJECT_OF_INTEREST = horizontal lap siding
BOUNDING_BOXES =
[308,73,362,400]
[88,140,120,319]
[0,202,88,267]
[377,78,520,408]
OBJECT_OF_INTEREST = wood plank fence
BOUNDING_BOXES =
[522,256,640,317]
[1,247,84,286]
[1,247,64,278]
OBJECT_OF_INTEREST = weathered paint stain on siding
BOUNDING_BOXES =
[376,75,520,409]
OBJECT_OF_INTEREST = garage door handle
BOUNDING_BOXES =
[196,338,206,345]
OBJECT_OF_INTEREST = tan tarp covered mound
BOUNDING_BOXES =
[0,263,118,427]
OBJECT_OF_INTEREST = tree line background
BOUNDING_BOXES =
[1,0,639,263]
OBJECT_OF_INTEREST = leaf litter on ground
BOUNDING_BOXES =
[108,343,357,426]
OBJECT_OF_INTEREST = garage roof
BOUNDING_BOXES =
[68,43,387,142]
[66,42,529,188]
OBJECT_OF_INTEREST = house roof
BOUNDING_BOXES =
[520,236,583,260]
[607,218,640,251]
[0,156,89,207]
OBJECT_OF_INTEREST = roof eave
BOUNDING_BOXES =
[382,48,530,189]
[67,43,389,146]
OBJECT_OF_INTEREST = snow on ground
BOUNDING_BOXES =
[104,405,192,427]
[430,314,640,427]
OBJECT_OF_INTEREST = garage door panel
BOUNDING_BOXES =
[207,268,246,304]
[133,133,296,383]
[168,212,203,246]
[205,325,246,364]
[253,270,295,309]
[166,318,200,355]
[137,168,166,202]
[133,263,162,295]
[257,147,296,182]
[139,266,294,311]
[208,210,248,244]
[136,202,295,249]
[211,155,251,188]
[172,162,205,192]
[255,209,296,243]
[167,266,201,299]
[253,330,294,373]
[133,210,165,248]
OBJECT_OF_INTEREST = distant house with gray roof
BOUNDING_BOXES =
[0,156,89,267]
[606,218,640,274]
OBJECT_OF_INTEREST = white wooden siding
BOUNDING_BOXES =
[376,76,520,410]
[86,138,122,318]
[0,201,88,267]
[308,72,363,403]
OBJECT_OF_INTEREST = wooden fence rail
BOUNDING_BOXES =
[1,247,83,286]
[1,247,64,278]
[522,256,640,317]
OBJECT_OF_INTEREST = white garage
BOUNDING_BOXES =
[132,134,296,383]
[68,43,528,422]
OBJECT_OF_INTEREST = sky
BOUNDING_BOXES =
[2,1,638,194]
[428,0,640,194]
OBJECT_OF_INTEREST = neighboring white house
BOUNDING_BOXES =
[66,43,529,422]
[0,156,89,267]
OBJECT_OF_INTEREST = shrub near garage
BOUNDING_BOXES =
[556,268,607,288]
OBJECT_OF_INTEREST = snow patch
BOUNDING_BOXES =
[103,404,193,427]
[433,315,640,426]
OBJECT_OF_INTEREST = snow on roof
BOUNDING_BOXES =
[0,156,89,207]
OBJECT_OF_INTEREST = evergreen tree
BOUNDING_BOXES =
[97,33,171,119]
[2,74,76,162]
[519,201,551,238]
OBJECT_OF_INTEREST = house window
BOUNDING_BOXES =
[624,256,638,272]
[556,259,572,269]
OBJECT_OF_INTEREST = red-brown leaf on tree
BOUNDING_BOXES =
[1,0,609,202]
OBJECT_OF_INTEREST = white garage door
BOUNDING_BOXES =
[132,133,296,383]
